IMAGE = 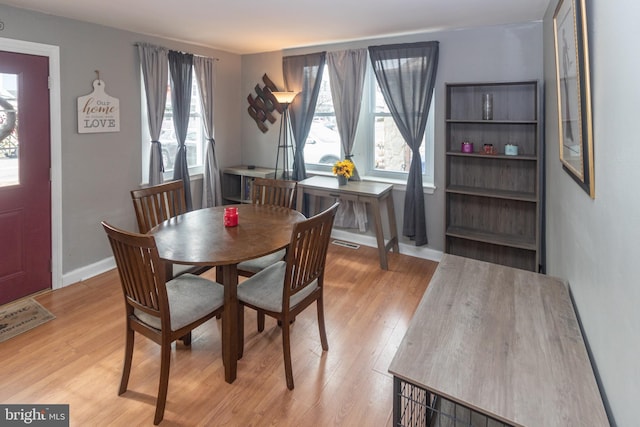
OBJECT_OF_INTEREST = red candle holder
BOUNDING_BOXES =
[224,207,238,227]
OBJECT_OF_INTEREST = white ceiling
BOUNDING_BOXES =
[2,0,551,54]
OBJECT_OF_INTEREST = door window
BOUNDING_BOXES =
[0,73,19,187]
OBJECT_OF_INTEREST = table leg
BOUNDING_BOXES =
[296,189,304,214]
[221,264,239,383]
[371,198,389,270]
[385,192,399,253]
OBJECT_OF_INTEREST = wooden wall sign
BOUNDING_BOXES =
[247,74,283,133]
[77,77,120,134]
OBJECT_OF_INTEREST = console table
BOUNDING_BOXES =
[389,254,609,426]
[296,176,399,270]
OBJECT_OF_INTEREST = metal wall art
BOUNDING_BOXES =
[247,74,283,133]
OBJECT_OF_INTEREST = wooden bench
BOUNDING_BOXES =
[389,254,609,426]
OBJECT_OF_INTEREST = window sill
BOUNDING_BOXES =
[305,170,436,195]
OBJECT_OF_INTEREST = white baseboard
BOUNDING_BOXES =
[61,257,115,288]
[331,229,443,263]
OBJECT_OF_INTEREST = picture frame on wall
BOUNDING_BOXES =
[553,0,594,198]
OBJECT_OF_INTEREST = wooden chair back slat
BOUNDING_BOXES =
[284,203,338,300]
[251,178,297,209]
[131,180,187,233]
[103,222,168,322]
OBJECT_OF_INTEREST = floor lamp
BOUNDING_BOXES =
[272,91,298,180]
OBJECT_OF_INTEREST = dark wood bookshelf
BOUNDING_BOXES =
[444,81,543,272]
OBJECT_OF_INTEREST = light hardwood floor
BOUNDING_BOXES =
[0,244,437,426]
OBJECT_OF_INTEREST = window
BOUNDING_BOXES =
[368,71,434,184]
[0,73,19,187]
[303,68,341,167]
[159,81,205,173]
[141,73,205,181]
[305,63,434,187]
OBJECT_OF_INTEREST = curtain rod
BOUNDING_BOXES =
[133,42,219,61]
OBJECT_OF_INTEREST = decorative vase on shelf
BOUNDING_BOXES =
[337,175,348,186]
[482,93,493,120]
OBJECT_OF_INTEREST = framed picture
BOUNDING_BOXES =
[553,0,594,198]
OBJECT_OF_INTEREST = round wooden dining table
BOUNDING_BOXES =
[150,204,305,383]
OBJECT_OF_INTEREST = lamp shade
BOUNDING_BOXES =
[272,91,298,105]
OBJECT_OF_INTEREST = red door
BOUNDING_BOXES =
[0,51,51,305]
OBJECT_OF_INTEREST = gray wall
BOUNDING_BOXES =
[0,4,243,275]
[240,22,543,253]
[543,0,639,425]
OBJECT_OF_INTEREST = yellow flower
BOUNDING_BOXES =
[332,159,354,178]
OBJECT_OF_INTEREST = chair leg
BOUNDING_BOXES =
[277,317,296,327]
[180,332,192,346]
[257,310,265,332]
[317,297,329,351]
[282,318,294,390]
[119,326,135,395]
[154,340,172,425]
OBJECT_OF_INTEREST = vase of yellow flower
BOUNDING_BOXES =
[332,159,354,186]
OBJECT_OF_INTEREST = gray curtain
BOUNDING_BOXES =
[327,49,368,231]
[194,56,222,208]
[137,43,168,186]
[282,52,326,181]
[369,41,439,246]
[168,50,194,210]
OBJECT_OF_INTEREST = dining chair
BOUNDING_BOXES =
[236,202,339,390]
[237,177,297,276]
[130,180,209,278]
[250,177,297,208]
[130,180,186,234]
[237,177,298,331]
[102,221,224,425]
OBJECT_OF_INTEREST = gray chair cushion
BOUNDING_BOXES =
[173,263,198,277]
[237,261,318,312]
[237,249,286,274]
[134,274,224,331]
